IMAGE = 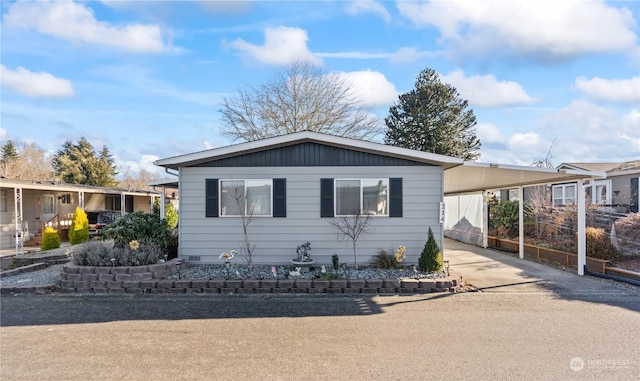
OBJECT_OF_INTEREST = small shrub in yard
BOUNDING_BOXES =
[41,227,61,251]
[100,211,171,250]
[332,254,340,270]
[69,207,90,245]
[371,249,399,269]
[585,227,619,261]
[613,212,640,256]
[73,240,163,266]
[419,227,443,272]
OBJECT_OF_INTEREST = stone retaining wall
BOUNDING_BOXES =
[55,259,464,294]
[48,258,462,294]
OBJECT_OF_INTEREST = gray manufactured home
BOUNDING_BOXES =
[154,131,463,266]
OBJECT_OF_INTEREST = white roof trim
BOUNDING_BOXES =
[154,131,464,170]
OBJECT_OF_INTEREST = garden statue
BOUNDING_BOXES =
[289,267,301,278]
[295,241,312,262]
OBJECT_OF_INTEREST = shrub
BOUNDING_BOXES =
[153,199,178,229]
[419,227,443,272]
[613,212,640,256]
[100,211,171,250]
[69,207,90,245]
[492,201,520,238]
[585,227,619,261]
[41,227,61,251]
[73,240,162,267]
[370,249,399,269]
[331,254,340,270]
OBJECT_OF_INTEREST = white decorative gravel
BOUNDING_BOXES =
[0,264,64,288]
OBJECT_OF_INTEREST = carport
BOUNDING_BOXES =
[443,162,606,276]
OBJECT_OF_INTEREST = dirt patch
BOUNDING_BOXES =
[611,257,640,273]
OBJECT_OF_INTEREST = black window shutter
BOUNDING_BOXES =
[389,178,403,217]
[205,179,219,217]
[320,178,334,217]
[273,178,286,217]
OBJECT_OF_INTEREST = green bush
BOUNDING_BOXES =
[69,207,90,245]
[100,211,171,250]
[585,227,619,261]
[418,227,443,272]
[370,249,400,269]
[331,254,340,270]
[73,240,162,267]
[153,199,178,229]
[492,201,520,238]
[41,227,61,251]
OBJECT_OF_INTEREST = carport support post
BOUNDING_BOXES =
[160,186,166,219]
[518,186,524,259]
[577,180,586,276]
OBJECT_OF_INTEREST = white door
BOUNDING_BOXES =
[41,194,57,224]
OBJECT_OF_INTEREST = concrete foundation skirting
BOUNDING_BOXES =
[3,259,464,295]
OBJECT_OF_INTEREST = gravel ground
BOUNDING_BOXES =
[167,263,447,281]
[0,264,64,288]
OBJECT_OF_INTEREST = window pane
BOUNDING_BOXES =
[595,185,607,204]
[220,181,243,216]
[362,179,388,215]
[336,180,360,215]
[565,185,576,199]
[42,195,55,214]
[0,190,6,213]
[246,180,271,216]
[553,186,563,199]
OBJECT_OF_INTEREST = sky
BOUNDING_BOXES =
[1,0,639,179]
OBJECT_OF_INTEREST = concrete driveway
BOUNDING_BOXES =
[444,238,637,297]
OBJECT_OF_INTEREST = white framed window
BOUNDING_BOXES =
[335,179,388,216]
[220,179,272,216]
[0,190,6,212]
[591,180,611,205]
[60,194,71,204]
[552,184,576,206]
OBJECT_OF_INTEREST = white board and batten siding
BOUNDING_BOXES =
[178,165,444,266]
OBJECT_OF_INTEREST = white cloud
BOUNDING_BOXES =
[0,65,75,98]
[476,123,505,144]
[334,69,398,107]
[0,128,7,142]
[397,0,637,61]
[227,26,321,66]
[538,100,640,161]
[3,0,169,53]
[119,154,161,176]
[345,1,391,23]
[441,70,535,107]
[575,76,640,104]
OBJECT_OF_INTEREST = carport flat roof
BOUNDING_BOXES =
[444,162,605,195]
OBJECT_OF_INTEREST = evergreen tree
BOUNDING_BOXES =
[153,199,179,229]
[93,146,118,187]
[53,138,117,186]
[0,140,19,163]
[418,227,444,272]
[384,68,481,161]
[69,207,90,245]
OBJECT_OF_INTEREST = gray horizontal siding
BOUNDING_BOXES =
[178,166,443,265]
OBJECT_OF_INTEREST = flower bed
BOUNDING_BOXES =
[57,260,464,294]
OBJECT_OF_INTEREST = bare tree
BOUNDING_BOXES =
[327,209,374,269]
[531,138,557,169]
[0,142,53,181]
[225,182,257,271]
[119,169,161,192]
[527,139,558,239]
[219,61,382,142]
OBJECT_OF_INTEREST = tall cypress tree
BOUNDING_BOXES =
[384,68,481,161]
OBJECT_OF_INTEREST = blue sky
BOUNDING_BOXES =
[1,0,639,179]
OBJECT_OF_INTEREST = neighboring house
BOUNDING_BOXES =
[554,161,640,213]
[154,131,463,265]
[1,179,160,250]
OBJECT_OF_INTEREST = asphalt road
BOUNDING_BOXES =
[1,240,639,381]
